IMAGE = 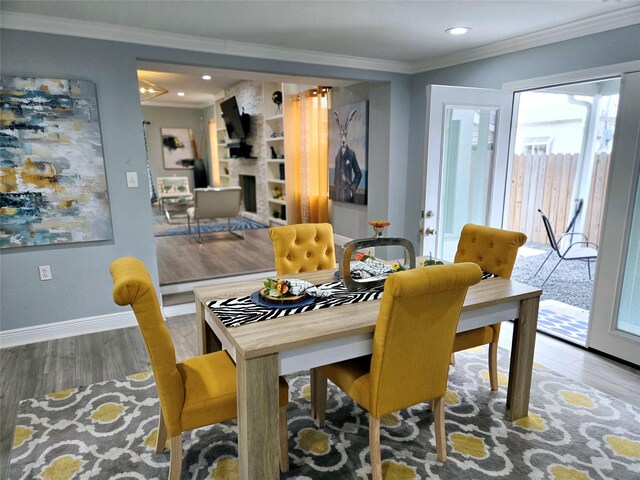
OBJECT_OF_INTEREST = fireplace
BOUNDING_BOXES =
[239,175,257,213]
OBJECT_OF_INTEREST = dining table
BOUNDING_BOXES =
[193,261,542,480]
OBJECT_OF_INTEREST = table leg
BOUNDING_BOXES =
[196,300,221,355]
[506,296,540,421]
[237,353,280,480]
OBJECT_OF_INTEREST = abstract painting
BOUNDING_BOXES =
[0,76,113,248]
[329,100,368,204]
[161,127,194,169]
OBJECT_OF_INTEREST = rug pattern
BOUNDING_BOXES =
[154,215,267,237]
[9,349,640,479]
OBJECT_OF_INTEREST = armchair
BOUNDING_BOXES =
[186,187,244,242]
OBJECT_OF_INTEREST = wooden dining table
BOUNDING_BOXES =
[193,265,542,480]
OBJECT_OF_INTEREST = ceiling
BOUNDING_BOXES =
[0,0,640,68]
[2,1,640,73]
[136,62,357,108]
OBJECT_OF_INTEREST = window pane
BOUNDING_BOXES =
[438,107,496,261]
[617,177,640,337]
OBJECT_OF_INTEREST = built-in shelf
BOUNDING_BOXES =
[269,198,286,205]
[269,217,286,225]
[266,136,285,143]
[267,158,285,163]
[267,179,285,184]
[265,114,284,122]
[219,174,230,179]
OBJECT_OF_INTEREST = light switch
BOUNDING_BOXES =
[126,171,139,188]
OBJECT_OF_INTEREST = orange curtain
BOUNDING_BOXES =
[284,90,329,223]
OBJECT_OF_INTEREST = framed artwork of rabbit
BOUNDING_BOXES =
[329,100,368,204]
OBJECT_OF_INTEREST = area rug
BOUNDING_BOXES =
[8,348,640,479]
[537,299,589,346]
[154,215,267,237]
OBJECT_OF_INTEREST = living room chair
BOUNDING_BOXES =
[156,176,193,215]
[109,257,290,479]
[534,209,598,286]
[268,223,336,275]
[186,187,244,243]
[313,264,482,475]
[451,224,527,391]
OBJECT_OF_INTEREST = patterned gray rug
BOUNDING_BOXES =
[9,347,640,479]
[154,214,267,238]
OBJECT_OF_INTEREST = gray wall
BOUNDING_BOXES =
[403,24,640,246]
[1,24,639,332]
[0,28,406,332]
[142,105,211,191]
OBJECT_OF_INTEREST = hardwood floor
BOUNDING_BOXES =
[1,315,638,479]
[155,227,275,286]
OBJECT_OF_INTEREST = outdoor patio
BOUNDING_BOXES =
[512,242,593,346]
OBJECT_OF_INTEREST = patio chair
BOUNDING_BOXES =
[534,209,598,286]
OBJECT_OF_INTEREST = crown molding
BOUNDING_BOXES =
[141,100,215,109]
[0,11,412,74]
[1,8,638,77]
[410,6,640,74]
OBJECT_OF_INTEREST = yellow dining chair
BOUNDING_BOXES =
[269,223,336,275]
[269,222,336,418]
[109,257,290,479]
[451,224,527,391]
[313,263,482,476]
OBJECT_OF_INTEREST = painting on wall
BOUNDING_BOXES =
[328,100,368,205]
[0,76,113,249]
[161,127,195,169]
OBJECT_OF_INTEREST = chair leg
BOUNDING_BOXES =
[156,406,167,453]
[168,435,183,480]
[369,414,382,480]
[187,215,191,234]
[313,369,328,428]
[450,352,456,365]
[541,257,563,287]
[433,396,447,462]
[587,259,592,280]
[533,250,554,278]
[196,218,202,244]
[279,405,289,472]
[488,342,499,391]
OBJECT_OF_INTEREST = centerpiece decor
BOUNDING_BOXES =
[421,253,444,267]
[368,220,390,238]
[259,278,307,305]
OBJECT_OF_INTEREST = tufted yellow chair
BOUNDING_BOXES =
[313,264,482,477]
[109,257,290,479]
[452,224,527,391]
[269,223,336,275]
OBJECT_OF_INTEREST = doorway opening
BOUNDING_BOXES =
[507,78,620,346]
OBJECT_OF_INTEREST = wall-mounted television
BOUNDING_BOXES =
[221,96,250,141]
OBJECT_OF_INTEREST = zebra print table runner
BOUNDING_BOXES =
[207,281,383,328]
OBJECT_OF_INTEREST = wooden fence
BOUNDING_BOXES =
[507,153,610,244]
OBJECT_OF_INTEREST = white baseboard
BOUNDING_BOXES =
[0,304,194,349]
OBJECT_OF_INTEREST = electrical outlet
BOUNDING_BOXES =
[126,171,139,188]
[39,265,52,281]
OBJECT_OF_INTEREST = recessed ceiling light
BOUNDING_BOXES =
[177,92,185,97]
[445,27,471,35]
[202,75,212,80]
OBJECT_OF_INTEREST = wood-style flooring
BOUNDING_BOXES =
[155,228,275,286]
[1,316,638,479]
